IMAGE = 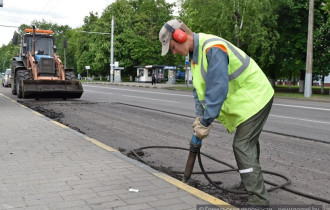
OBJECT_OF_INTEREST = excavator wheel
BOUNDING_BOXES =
[11,61,21,95]
[65,71,77,80]
[16,70,33,99]
[62,71,76,100]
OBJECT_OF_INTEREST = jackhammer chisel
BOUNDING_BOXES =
[182,134,202,183]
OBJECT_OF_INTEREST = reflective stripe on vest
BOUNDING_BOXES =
[200,38,250,81]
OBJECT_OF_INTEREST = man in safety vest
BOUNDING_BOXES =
[159,19,274,206]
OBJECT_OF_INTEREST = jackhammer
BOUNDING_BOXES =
[182,134,202,183]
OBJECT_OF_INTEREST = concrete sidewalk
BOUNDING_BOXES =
[0,94,231,210]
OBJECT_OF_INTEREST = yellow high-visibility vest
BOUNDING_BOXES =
[191,33,274,133]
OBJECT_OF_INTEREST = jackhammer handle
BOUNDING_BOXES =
[182,134,202,183]
[183,151,197,182]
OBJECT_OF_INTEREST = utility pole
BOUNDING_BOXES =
[110,16,114,83]
[304,0,314,98]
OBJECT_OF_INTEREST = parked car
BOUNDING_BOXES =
[2,69,12,87]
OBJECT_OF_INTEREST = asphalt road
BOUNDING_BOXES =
[1,83,329,207]
[81,84,330,143]
[3,83,329,143]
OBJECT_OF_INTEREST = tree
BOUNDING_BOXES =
[271,0,329,91]
[180,0,279,77]
[68,12,102,76]
[314,0,330,93]
[93,0,175,78]
[1,0,323,86]
[0,43,19,73]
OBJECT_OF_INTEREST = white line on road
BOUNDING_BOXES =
[84,85,192,97]
[270,114,330,125]
[85,90,180,103]
[273,103,330,111]
[123,95,181,103]
[85,90,114,95]
[85,85,330,112]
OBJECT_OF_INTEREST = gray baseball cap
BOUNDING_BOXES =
[159,19,183,56]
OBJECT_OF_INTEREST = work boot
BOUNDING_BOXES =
[229,181,245,190]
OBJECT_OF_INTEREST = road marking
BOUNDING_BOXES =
[84,137,118,152]
[274,103,330,111]
[51,120,68,128]
[85,90,114,95]
[270,114,330,125]
[32,111,44,117]
[86,89,181,103]
[86,85,330,111]
[84,85,192,97]
[154,172,233,208]
[123,95,181,103]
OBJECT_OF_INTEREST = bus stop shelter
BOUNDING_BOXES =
[134,65,176,83]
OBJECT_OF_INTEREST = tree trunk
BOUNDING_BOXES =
[299,70,305,93]
[289,71,292,90]
[299,80,305,92]
[269,79,276,88]
[321,75,324,94]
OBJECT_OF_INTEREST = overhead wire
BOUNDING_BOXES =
[0,24,19,28]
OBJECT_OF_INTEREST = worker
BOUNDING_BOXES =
[159,19,274,206]
[152,74,156,85]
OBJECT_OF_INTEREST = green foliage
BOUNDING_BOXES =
[0,43,19,72]
[273,0,309,80]
[314,0,330,79]
[0,0,328,83]
[180,0,279,71]
[62,0,175,78]
[270,0,329,82]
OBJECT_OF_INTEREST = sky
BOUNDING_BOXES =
[0,0,178,46]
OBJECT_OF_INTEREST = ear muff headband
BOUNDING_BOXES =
[164,23,187,43]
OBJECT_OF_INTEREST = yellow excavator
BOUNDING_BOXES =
[11,27,83,99]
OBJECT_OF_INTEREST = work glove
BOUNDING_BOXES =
[192,117,201,129]
[193,119,210,139]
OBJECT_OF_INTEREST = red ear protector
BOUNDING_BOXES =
[164,23,187,43]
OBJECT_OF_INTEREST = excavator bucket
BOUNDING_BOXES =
[22,80,83,99]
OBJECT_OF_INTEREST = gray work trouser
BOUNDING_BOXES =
[233,97,273,206]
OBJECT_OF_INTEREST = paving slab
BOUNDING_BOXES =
[0,94,231,210]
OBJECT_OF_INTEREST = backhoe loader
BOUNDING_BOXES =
[11,27,83,99]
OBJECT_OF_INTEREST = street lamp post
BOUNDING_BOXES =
[80,16,114,83]
[110,16,114,83]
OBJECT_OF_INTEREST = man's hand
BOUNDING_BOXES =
[192,117,201,129]
[193,120,210,139]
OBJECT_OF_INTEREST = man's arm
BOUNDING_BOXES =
[200,47,229,127]
[193,88,204,117]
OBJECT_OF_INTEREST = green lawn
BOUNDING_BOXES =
[274,92,330,101]
[167,85,330,102]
